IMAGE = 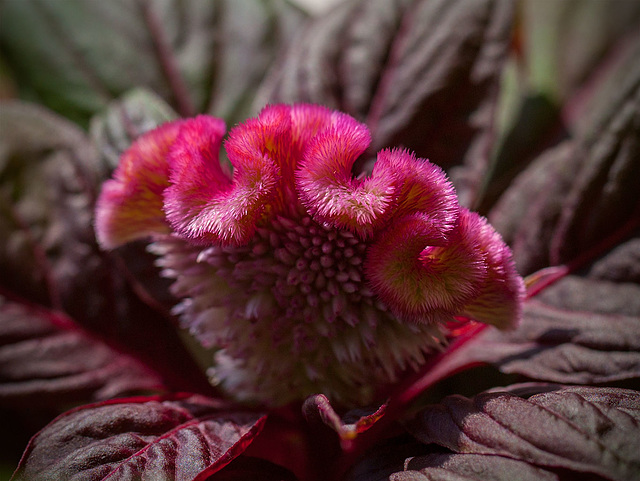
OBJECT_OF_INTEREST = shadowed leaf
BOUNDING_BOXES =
[473,2,640,214]
[395,453,562,481]
[0,297,165,408]
[0,101,214,395]
[213,456,298,481]
[490,55,640,275]
[457,232,640,386]
[0,101,104,311]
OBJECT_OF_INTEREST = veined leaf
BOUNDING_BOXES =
[403,386,640,481]
[351,386,640,480]
[11,394,266,481]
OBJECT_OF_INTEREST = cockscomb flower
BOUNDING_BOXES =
[95,104,524,407]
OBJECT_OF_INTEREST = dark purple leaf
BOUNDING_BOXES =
[459,235,640,385]
[396,453,564,481]
[0,0,306,125]
[11,394,266,481]
[0,297,165,408]
[486,141,580,274]
[402,386,640,481]
[0,101,213,395]
[0,101,104,311]
[473,2,640,214]
[472,56,640,388]
[489,56,640,275]
[346,436,432,481]
[258,0,513,203]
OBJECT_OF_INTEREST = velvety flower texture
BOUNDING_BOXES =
[95,104,524,406]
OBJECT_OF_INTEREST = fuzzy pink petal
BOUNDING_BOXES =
[164,115,279,246]
[296,113,398,237]
[366,212,487,323]
[225,105,292,165]
[225,105,294,205]
[374,148,460,236]
[94,121,183,249]
[460,209,525,329]
[289,103,335,149]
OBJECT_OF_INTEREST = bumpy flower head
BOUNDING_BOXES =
[95,104,524,407]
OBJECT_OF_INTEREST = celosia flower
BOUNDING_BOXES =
[95,104,524,407]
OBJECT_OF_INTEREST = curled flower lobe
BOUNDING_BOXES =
[461,210,525,329]
[366,211,487,324]
[95,121,184,249]
[366,207,523,329]
[96,103,524,406]
[164,115,280,246]
[296,113,394,237]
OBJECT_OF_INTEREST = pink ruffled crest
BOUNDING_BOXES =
[226,105,296,184]
[373,148,459,236]
[366,212,488,323]
[164,115,280,246]
[460,209,525,329]
[94,120,183,249]
[296,113,399,237]
[290,103,335,149]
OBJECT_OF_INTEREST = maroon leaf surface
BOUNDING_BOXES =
[393,453,565,481]
[12,394,266,481]
[258,0,513,203]
[346,436,431,481]
[399,386,640,481]
[463,48,640,389]
[0,297,165,408]
[473,2,640,214]
[0,101,103,312]
[0,100,213,396]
